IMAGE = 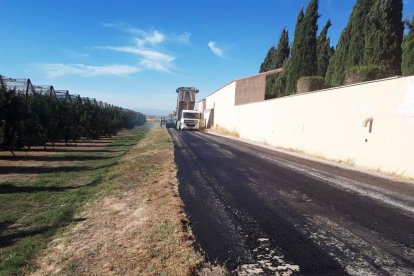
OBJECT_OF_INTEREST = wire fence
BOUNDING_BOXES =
[0,74,119,108]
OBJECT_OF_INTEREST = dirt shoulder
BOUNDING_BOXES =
[31,128,202,275]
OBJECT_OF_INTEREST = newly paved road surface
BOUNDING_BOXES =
[170,129,414,275]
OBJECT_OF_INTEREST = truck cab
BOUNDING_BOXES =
[177,110,200,130]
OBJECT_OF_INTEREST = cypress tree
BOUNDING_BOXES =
[402,17,414,76]
[284,9,304,95]
[269,28,290,98]
[285,0,319,94]
[364,0,404,75]
[291,9,305,56]
[317,20,334,78]
[274,28,290,70]
[262,28,290,99]
[260,47,276,73]
[260,28,290,73]
[300,0,319,76]
[325,0,373,86]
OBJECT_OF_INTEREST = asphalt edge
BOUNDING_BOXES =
[201,129,414,185]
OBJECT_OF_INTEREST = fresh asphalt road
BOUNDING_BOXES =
[169,129,414,275]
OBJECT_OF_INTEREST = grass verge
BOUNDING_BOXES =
[30,128,203,275]
[0,128,146,275]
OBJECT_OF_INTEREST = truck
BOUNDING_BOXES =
[175,87,201,131]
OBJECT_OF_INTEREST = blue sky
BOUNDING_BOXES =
[1,0,413,115]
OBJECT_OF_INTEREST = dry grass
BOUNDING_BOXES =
[30,128,203,275]
[372,167,413,182]
[210,126,240,138]
[0,129,145,275]
[283,147,414,182]
[0,132,134,182]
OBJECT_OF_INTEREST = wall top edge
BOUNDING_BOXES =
[235,75,413,107]
[322,76,402,91]
[198,73,413,105]
[198,68,284,104]
[236,68,283,82]
[198,80,236,104]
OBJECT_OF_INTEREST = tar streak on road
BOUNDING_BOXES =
[170,129,414,275]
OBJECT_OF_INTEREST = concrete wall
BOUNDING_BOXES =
[199,76,414,178]
[200,81,237,130]
[235,74,266,105]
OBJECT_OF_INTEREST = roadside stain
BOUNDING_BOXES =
[235,238,300,275]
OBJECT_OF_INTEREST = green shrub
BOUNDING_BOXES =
[265,75,278,99]
[265,72,289,99]
[345,65,388,85]
[297,76,326,93]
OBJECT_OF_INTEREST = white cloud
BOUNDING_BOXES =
[64,49,90,59]
[128,30,165,47]
[208,41,225,58]
[101,23,187,73]
[105,46,175,73]
[104,22,190,45]
[39,63,141,78]
[173,32,191,44]
[107,26,166,47]
[101,21,127,28]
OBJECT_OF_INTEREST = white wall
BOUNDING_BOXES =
[202,81,237,130]
[202,76,414,178]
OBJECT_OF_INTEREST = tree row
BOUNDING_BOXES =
[0,84,146,151]
[260,0,414,99]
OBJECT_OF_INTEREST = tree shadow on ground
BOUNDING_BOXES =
[0,221,13,235]
[0,165,92,175]
[25,148,122,153]
[43,144,108,148]
[49,139,118,144]
[0,183,81,194]
[107,142,137,147]
[0,155,115,162]
[0,160,117,175]
[0,225,52,248]
[0,173,107,194]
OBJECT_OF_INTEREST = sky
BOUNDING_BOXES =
[1,0,413,115]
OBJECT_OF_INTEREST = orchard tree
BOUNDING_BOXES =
[0,87,146,151]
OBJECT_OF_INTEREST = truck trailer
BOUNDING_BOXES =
[175,87,201,131]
